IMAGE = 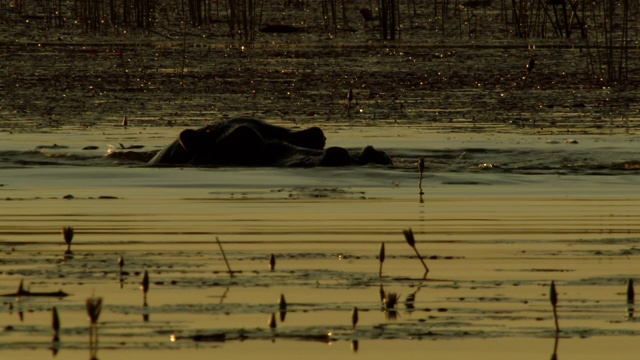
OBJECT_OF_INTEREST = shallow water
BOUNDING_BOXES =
[1,124,639,359]
[2,1,640,356]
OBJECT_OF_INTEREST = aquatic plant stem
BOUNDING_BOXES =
[52,307,60,341]
[550,281,560,333]
[378,242,385,278]
[402,229,429,276]
[216,237,234,277]
[351,306,358,330]
[418,156,424,195]
[411,246,429,277]
[269,253,276,271]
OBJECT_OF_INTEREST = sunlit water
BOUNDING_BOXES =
[1,124,638,359]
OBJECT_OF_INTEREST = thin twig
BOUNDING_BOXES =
[216,237,234,277]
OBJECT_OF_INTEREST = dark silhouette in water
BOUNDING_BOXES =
[148,118,392,167]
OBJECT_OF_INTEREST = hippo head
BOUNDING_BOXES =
[286,126,326,150]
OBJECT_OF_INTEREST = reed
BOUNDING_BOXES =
[268,312,277,329]
[378,242,385,278]
[52,306,60,342]
[118,255,125,288]
[269,253,276,271]
[520,54,536,89]
[86,296,102,325]
[417,156,425,195]
[346,89,354,117]
[378,0,399,40]
[550,280,560,333]
[141,270,149,305]
[351,306,358,330]
[627,278,635,319]
[62,226,74,254]
[17,279,25,296]
[382,291,399,320]
[86,295,102,360]
[216,236,234,277]
[226,0,260,41]
[579,0,630,83]
[278,293,287,321]
[402,228,429,277]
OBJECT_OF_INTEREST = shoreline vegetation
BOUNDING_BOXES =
[2,1,637,82]
[2,2,639,136]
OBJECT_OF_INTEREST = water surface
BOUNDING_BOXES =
[1,124,638,359]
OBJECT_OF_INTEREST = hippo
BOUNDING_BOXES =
[148,118,392,167]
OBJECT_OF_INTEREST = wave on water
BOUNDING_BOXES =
[0,148,156,167]
[1,146,639,175]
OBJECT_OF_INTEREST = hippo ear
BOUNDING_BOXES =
[179,129,208,154]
